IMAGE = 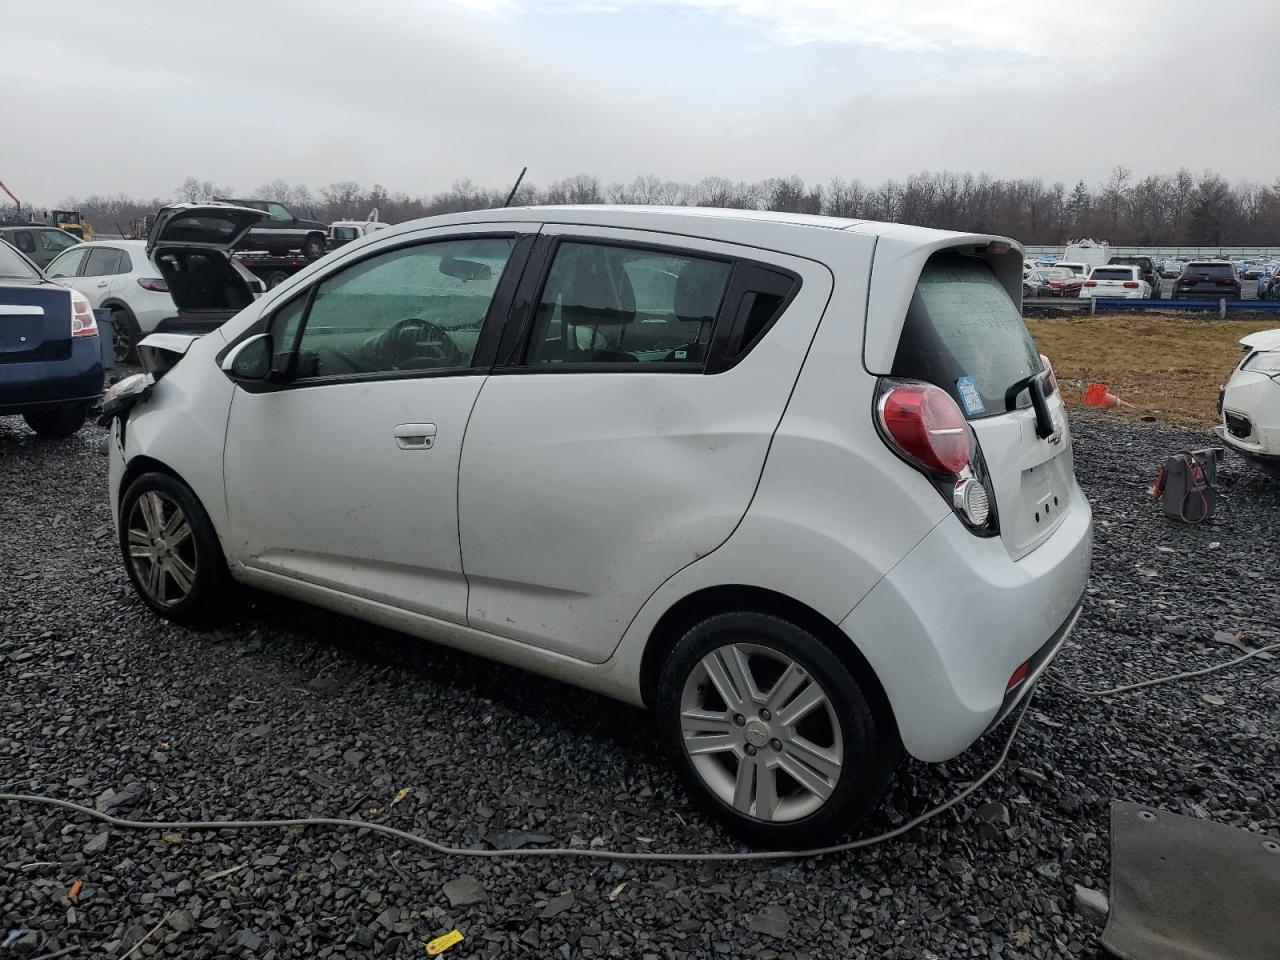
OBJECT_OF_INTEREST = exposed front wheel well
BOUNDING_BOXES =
[639,585,899,742]
[118,455,186,509]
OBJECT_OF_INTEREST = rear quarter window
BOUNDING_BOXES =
[891,253,1042,418]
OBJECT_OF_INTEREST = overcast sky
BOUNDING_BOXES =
[5,0,1277,204]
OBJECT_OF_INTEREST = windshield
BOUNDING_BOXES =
[0,239,40,279]
[892,253,1043,418]
[1039,268,1073,279]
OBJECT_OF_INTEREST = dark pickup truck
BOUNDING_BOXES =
[221,199,327,260]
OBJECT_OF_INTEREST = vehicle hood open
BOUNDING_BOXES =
[147,203,265,257]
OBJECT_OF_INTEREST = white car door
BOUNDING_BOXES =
[223,226,536,625]
[458,227,836,662]
[76,247,128,308]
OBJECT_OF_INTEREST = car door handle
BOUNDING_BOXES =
[96,281,108,288]
[393,423,436,450]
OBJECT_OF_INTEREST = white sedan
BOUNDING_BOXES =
[1216,329,1280,477]
[1081,265,1151,299]
[45,204,266,363]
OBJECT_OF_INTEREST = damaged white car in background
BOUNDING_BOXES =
[1217,329,1280,477]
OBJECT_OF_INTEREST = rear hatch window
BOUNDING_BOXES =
[891,253,1042,418]
[1184,263,1235,278]
[1090,268,1132,281]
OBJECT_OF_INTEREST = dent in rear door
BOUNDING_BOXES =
[457,228,834,663]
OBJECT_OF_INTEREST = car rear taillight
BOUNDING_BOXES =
[1123,281,1138,288]
[137,277,169,292]
[1083,280,1097,287]
[70,290,97,338]
[877,382,970,475]
[1177,278,1194,285]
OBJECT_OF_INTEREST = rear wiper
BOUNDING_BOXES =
[1004,371,1055,439]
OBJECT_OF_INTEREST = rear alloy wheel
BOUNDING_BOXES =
[22,406,86,437]
[657,612,899,849]
[111,307,140,365]
[302,234,326,260]
[119,472,227,622]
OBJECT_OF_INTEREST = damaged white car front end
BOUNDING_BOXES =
[1216,329,1280,477]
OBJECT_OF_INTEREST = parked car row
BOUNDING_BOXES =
[1024,255,1267,301]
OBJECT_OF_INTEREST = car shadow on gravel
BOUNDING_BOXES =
[207,586,661,757]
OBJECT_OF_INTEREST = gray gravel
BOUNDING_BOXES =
[2,410,1278,959]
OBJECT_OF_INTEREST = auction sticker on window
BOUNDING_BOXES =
[955,375,986,416]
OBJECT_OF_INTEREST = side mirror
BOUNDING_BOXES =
[222,333,274,381]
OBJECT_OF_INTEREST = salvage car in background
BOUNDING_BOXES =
[45,204,266,363]
[225,198,328,260]
[1082,264,1151,299]
[103,206,1091,848]
[1036,266,1085,297]
[1216,328,1280,477]
[0,224,81,269]
[1172,260,1243,300]
[1106,255,1160,298]
[0,239,101,436]
[1053,261,1093,279]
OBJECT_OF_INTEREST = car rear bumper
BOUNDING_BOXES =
[838,482,1092,762]
[1171,290,1239,299]
[0,337,103,415]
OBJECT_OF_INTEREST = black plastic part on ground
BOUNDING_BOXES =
[1,412,1277,958]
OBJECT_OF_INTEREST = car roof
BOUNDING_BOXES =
[368,204,1016,249]
[71,239,148,250]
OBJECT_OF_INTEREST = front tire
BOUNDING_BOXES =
[23,406,86,437]
[656,612,899,849]
[118,472,228,622]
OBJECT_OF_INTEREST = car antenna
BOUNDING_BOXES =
[502,167,528,208]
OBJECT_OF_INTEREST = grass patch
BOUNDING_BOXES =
[1026,313,1276,426]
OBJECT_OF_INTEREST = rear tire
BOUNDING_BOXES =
[110,306,141,365]
[23,406,86,437]
[302,234,326,260]
[656,611,899,849]
[263,270,291,289]
[118,471,229,623]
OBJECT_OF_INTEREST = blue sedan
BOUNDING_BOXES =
[0,240,103,436]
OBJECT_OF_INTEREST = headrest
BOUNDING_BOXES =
[561,247,636,327]
[674,259,727,323]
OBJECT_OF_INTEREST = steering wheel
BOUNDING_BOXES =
[365,318,466,370]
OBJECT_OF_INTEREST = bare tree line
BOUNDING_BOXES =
[12,167,1280,245]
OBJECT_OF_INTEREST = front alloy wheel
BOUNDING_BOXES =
[119,472,228,622]
[126,491,197,606]
[657,612,899,848]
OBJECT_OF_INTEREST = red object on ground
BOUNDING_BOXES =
[1085,383,1122,407]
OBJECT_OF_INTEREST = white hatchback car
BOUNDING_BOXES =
[104,206,1093,847]
[1216,328,1280,477]
[45,204,267,363]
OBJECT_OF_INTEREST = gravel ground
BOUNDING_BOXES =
[2,411,1278,959]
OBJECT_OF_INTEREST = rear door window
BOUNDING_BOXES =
[83,248,123,277]
[525,242,732,366]
[891,253,1042,418]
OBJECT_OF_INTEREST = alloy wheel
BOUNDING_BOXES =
[126,491,197,606]
[679,642,844,822]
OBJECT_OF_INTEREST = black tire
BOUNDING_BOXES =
[302,234,326,260]
[118,471,228,623]
[263,270,291,289]
[22,406,86,437]
[656,611,900,849]
[110,306,141,365]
